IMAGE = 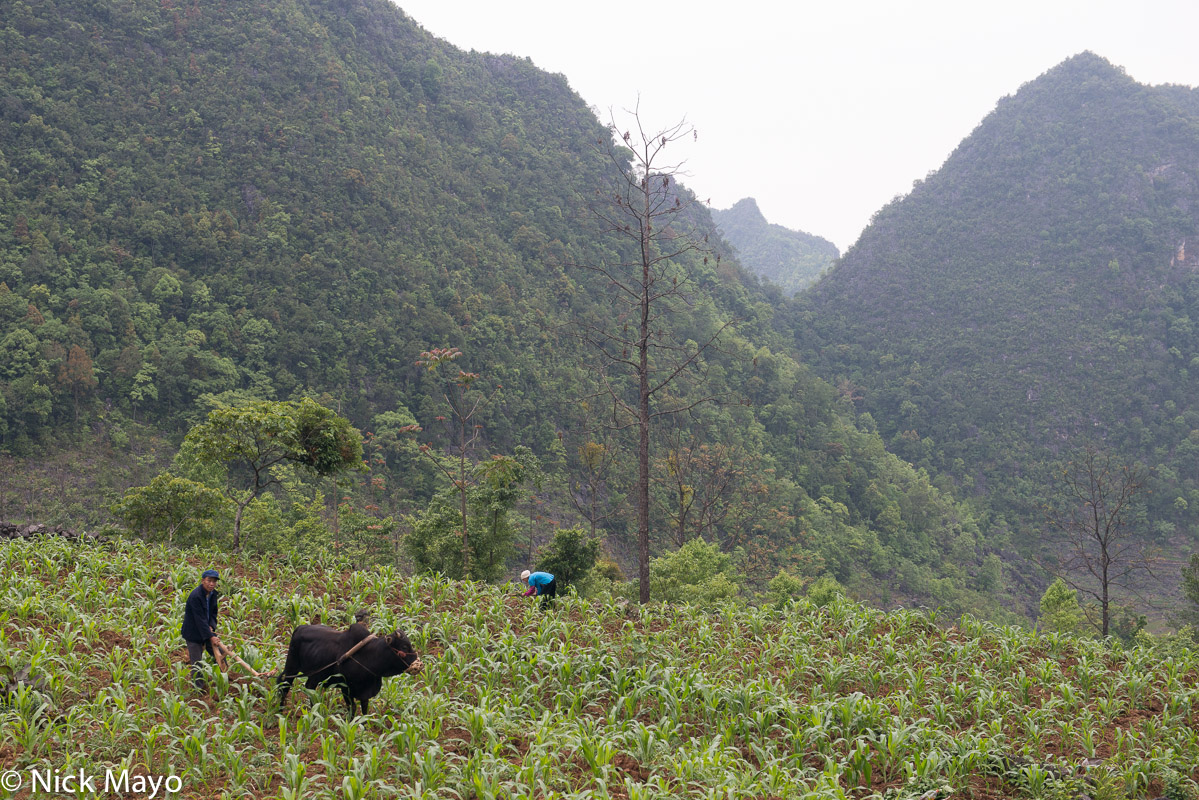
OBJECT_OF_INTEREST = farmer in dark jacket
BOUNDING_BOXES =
[181,568,225,690]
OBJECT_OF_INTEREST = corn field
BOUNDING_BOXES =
[0,537,1196,799]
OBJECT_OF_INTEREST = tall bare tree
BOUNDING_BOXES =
[573,105,737,603]
[1044,444,1154,637]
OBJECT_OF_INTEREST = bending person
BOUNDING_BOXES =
[518,569,557,609]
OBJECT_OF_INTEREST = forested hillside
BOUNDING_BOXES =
[0,0,1004,616]
[712,198,838,294]
[790,54,1199,602]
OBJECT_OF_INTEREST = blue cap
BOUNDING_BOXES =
[202,569,220,580]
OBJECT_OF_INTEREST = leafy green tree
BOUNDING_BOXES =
[181,398,363,549]
[8,378,52,435]
[0,329,42,380]
[406,480,524,582]
[293,398,364,474]
[649,538,739,605]
[111,473,227,544]
[975,553,1004,594]
[1038,577,1084,634]
[406,446,533,582]
[336,502,401,568]
[406,489,468,579]
[0,284,26,326]
[360,407,433,517]
[128,359,158,419]
[536,526,601,589]
[475,448,536,572]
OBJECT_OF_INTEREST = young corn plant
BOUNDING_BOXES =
[3,537,1197,799]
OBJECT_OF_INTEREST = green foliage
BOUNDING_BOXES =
[406,452,531,582]
[1039,578,1084,634]
[805,573,845,607]
[406,488,471,578]
[535,526,600,588]
[184,402,302,488]
[976,553,1004,594]
[334,503,402,569]
[764,569,807,608]
[1105,603,1147,644]
[1135,625,1199,659]
[179,398,362,548]
[186,399,362,484]
[293,400,364,474]
[1163,769,1199,800]
[184,398,361,484]
[239,493,331,556]
[648,538,739,605]
[111,473,227,544]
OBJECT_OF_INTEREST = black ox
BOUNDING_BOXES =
[277,623,423,716]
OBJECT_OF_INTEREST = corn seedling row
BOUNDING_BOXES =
[0,538,1196,799]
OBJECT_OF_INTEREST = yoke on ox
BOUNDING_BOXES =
[277,623,423,716]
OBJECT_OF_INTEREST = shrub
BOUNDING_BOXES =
[765,569,806,608]
[649,538,739,605]
[1038,578,1083,634]
[536,526,601,588]
[806,573,845,607]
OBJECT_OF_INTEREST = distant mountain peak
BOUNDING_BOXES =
[726,197,766,221]
[797,52,1199,593]
[712,199,837,295]
[1027,51,1135,93]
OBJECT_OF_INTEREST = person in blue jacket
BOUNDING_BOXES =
[181,568,225,690]
[519,569,557,609]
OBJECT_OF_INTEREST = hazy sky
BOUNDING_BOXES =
[392,0,1199,252]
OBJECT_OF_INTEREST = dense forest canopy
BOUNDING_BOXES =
[789,53,1199,604]
[0,0,1012,618]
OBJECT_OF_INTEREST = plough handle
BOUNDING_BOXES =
[214,640,265,678]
